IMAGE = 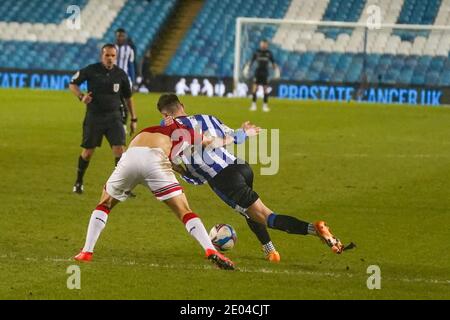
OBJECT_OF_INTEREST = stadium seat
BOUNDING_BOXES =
[318,0,366,39]
[1,0,449,87]
[0,0,177,71]
[166,0,292,77]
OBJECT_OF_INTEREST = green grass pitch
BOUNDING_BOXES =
[0,88,449,300]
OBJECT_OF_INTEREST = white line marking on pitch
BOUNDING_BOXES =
[1,255,448,285]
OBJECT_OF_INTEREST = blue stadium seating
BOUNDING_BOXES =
[0,0,176,71]
[165,0,449,86]
[165,0,292,77]
[397,0,442,25]
[0,0,88,23]
[319,0,366,39]
[265,51,450,86]
[395,0,442,41]
[1,0,449,87]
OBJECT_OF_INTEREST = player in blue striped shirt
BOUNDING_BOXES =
[115,28,136,131]
[157,94,346,259]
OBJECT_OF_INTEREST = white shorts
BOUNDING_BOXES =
[106,147,183,201]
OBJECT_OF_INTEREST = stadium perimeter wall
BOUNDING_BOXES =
[1,67,449,106]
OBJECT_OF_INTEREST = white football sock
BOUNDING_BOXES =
[262,241,276,255]
[185,216,215,251]
[82,209,109,253]
[307,223,317,236]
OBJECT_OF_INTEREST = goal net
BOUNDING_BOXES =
[234,17,450,95]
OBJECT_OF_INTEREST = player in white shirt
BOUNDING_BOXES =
[190,78,201,96]
[237,82,249,97]
[202,79,214,97]
[73,119,235,270]
[214,80,226,97]
[175,78,190,96]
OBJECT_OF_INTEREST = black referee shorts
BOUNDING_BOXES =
[208,161,260,217]
[81,112,125,149]
[254,69,269,86]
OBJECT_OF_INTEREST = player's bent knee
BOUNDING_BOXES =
[247,210,267,225]
[98,189,119,210]
[247,199,272,225]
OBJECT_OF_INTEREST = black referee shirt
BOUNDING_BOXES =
[70,63,132,114]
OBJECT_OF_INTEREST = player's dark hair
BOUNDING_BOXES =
[157,93,182,113]
[115,28,126,34]
[101,43,117,52]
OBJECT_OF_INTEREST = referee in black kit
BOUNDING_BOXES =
[69,43,137,194]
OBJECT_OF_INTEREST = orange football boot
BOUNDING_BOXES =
[314,221,344,254]
[264,248,281,263]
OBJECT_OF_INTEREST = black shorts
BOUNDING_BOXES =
[81,112,125,149]
[254,69,269,85]
[208,161,259,216]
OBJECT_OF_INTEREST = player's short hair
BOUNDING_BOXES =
[101,43,117,52]
[157,93,182,113]
[115,28,126,34]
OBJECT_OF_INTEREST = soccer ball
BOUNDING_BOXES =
[209,224,237,251]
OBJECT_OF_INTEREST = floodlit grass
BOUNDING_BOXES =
[0,89,449,299]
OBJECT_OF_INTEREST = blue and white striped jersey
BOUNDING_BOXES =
[175,115,243,185]
[115,44,135,83]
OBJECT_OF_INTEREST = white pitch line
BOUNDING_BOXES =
[1,255,449,286]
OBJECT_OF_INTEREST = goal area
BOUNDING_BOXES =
[234,17,450,98]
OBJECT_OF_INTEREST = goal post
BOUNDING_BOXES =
[234,17,450,98]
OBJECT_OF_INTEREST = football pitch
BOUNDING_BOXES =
[0,88,449,300]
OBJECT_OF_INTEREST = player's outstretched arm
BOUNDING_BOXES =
[241,121,261,137]
[201,131,234,148]
[204,121,260,148]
